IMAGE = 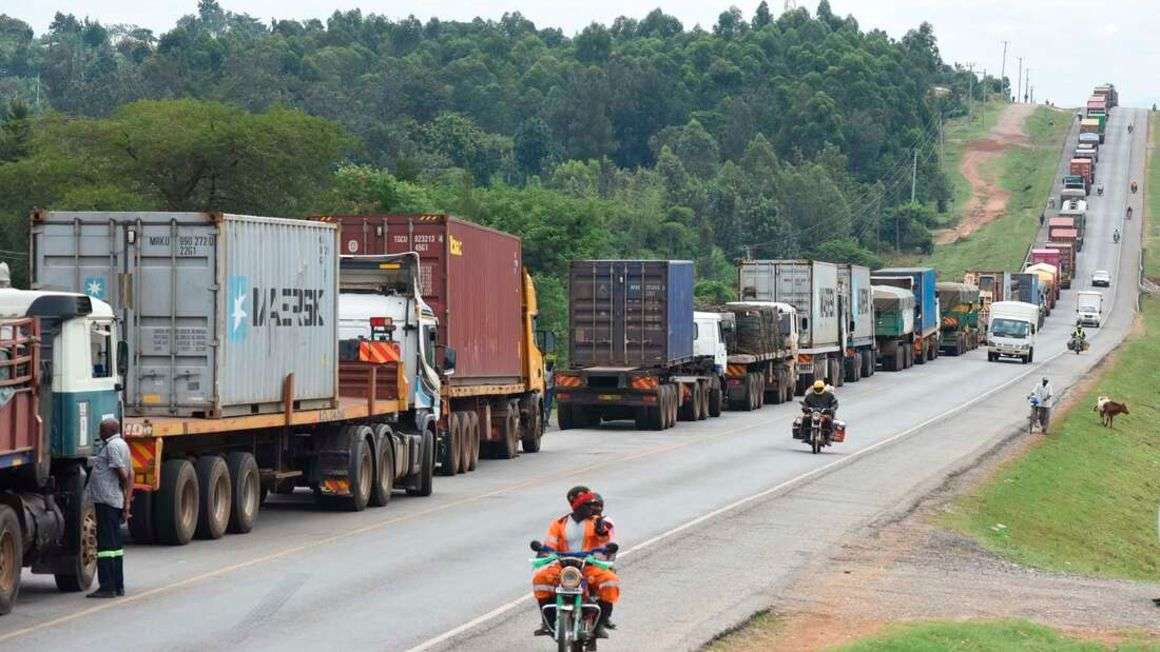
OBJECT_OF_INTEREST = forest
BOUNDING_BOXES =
[0,1,1004,336]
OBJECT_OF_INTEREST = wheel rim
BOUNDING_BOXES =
[213,473,230,526]
[359,446,373,500]
[180,476,197,533]
[240,469,259,521]
[0,529,15,595]
[81,506,98,575]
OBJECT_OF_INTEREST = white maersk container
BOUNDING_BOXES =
[31,211,339,418]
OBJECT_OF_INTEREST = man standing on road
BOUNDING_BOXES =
[1029,377,1055,433]
[87,418,132,598]
[543,359,555,428]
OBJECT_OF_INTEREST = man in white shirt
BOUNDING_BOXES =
[1030,377,1055,433]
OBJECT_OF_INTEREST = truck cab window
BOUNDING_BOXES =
[90,321,113,378]
[424,325,436,368]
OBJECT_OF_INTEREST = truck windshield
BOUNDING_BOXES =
[990,318,1030,339]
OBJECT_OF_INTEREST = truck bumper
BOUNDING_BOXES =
[555,390,658,408]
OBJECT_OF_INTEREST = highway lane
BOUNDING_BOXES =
[3,108,1145,651]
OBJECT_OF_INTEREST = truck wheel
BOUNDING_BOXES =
[406,428,435,497]
[679,383,696,421]
[699,381,710,419]
[195,455,231,540]
[0,504,21,615]
[438,414,461,477]
[708,378,723,417]
[494,402,520,459]
[341,426,375,512]
[521,402,543,453]
[1027,348,1035,363]
[558,404,575,431]
[128,491,156,544]
[466,412,481,469]
[368,424,395,507]
[457,411,472,474]
[53,467,97,592]
[226,452,260,534]
[905,344,915,368]
[830,359,844,387]
[156,458,199,546]
[668,386,680,427]
[862,350,874,377]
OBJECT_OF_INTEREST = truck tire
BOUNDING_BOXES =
[369,425,395,508]
[558,404,575,431]
[195,455,231,540]
[0,504,21,615]
[634,407,651,429]
[494,402,520,459]
[662,386,676,429]
[405,428,435,497]
[521,401,543,453]
[457,411,472,474]
[466,412,481,469]
[156,458,199,546]
[862,350,875,377]
[438,414,461,476]
[698,381,710,419]
[679,383,696,421]
[128,492,156,544]
[53,467,97,592]
[226,452,260,534]
[830,358,844,387]
[708,377,723,417]
[668,386,680,427]
[766,371,784,404]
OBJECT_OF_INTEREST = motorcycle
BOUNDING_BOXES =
[1131,181,1138,194]
[793,404,843,454]
[1127,206,1133,220]
[1114,230,1120,244]
[530,541,615,651]
[1068,336,1089,355]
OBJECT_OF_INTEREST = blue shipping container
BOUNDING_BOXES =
[871,267,940,337]
[1011,273,1042,307]
[568,260,695,369]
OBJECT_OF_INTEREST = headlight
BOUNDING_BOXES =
[559,566,583,590]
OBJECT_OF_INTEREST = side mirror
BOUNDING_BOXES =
[116,340,128,376]
[443,346,457,374]
[529,540,543,552]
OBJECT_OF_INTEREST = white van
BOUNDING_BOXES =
[987,301,1040,363]
[1075,291,1103,327]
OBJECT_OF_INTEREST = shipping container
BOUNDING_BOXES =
[738,260,840,351]
[1069,158,1094,183]
[1043,242,1075,288]
[872,285,916,371]
[31,211,338,418]
[1023,262,1059,307]
[568,260,694,369]
[318,214,524,386]
[871,268,939,337]
[837,263,876,382]
[1010,273,1045,327]
[1078,133,1100,148]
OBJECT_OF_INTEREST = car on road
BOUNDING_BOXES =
[1091,269,1111,287]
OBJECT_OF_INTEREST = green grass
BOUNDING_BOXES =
[912,106,1070,279]
[836,620,1160,652]
[939,101,1007,227]
[943,296,1160,581]
[1146,113,1160,281]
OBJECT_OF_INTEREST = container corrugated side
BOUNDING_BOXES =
[31,211,338,417]
[569,260,693,369]
[740,260,839,351]
[849,265,873,342]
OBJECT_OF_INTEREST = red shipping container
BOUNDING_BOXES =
[1048,217,1074,228]
[319,214,525,387]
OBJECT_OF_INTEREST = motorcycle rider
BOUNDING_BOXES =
[1071,323,1087,348]
[532,486,620,638]
[1029,377,1055,432]
[801,380,838,438]
[1097,183,1104,196]
[1114,227,1120,243]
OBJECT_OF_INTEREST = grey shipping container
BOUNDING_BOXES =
[569,260,694,369]
[31,211,339,418]
[838,264,874,345]
[738,260,840,351]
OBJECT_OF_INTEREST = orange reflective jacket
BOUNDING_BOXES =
[545,514,616,552]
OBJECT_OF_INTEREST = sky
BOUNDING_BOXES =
[6,0,1159,108]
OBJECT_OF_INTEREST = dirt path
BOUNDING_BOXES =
[936,104,1038,245]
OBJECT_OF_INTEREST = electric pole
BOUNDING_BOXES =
[965,62,975,116]
[1025,69,1031,103]
[910,148,918,203]
[1000,40,1009,100]
[1017,57,1023,103]
[983,68,988,104]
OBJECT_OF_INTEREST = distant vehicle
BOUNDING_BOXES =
[1075,291,1104,328]
[987,301,1040,364]
[1091,270,1111,287]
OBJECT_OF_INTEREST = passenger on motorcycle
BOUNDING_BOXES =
[532,486,620,638]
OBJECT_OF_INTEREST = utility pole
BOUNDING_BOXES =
[910,148,918,203]
[965,62,975,117]
[1017,57,1023,103]
[1025,69,1031,103]
[983,68,988,104]
[1000,40,1009,100]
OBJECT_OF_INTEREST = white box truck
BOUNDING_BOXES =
[986,301,1040,363]
[1075,291,1103,327]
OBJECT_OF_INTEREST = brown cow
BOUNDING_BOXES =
[1094,399,1129,427]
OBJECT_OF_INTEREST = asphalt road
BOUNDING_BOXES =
[4,107,1146,651]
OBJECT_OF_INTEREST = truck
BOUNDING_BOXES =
[1062,174,1090,197]
[1074,146,1098,165]
[1023,262,1060,310]
[1030,247,1070,289]
[936,282,980,355]
[1049,227,1080,258]
[738,260,843,392]
[557,260,720,430]
[1086,97,1107,119]
[316,213,549,463]
[987,301,1040,363]
[1010,272,1045,327]
[870,268,940,364]
[1069,157,1094,185]
[719,301,798,410]
[872,285,915,371]
[1058,200,1087,247]
[1044,242,1076,289]
[694,310,729,416]
[1079,119,1101,141]
[0,290,115,612]
[30,213,441,548]
[962,270,1011,332]
[837,264,877,382]
[1075,291,1104,327]
[1093,84,1118,109]
[1078,133,1100,150]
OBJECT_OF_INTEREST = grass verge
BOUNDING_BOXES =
[943,296,1160,581]
[1147,112,1160,281]
[836,620,1160,652]
[903,106,1070,279]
